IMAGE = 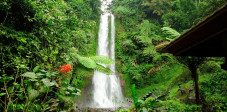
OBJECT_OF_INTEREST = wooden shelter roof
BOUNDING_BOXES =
[158,4,227,57]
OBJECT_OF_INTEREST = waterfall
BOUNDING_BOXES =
[90,0,125,108]
[78,0,128,109]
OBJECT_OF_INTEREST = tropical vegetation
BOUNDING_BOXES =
[1,0,227,111]
[111,0,227,111]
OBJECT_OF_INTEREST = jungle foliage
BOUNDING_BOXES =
[112,0,227,111]
[1,0,227,111]
[0,0,113,111]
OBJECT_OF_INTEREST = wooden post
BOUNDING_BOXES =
[177,57,204,105]
[189,62,200,105]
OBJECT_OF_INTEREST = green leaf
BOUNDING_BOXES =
[33,66,40,73]
[2,76,14,81]
[52,80,59,87]
[20,38,27,43]
[162,27,180,40]
[76,88,81,93]
[36,73,45,77]
[77,55,97,68]
[95,65,113,75]
[40,70,47,73]
[39,86,49,93]
[132,84,141,108]
[22,72,37,79]
[67,86,75,91]
[8,86,14,93]
[136,36,152,42]
[29,78,38,82]
[153,54,162,61]
[13,83,20,89]
[143,45,156,55]
[41,78,58,87]
[35,104,42,111]
[28,89,39,100]
[90,55,113,65]
[0,93,6,97]
[58,95,72,103]
[142,107,148,112]
[65,91,70,95]
[72,92,81,96]
[46,71,56,77]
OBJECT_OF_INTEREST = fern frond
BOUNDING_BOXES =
[76,67,93,77]
[143,45,156,55]
[136,36,152,43]
[77,55,97,69]
[153,54,162,61]
[161,27,180,40]
[90,55,113,65]
[95,65,113,75]
[123,40,134,47]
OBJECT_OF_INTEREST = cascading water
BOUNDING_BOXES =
[78,0,129,109]
[90,0,125,108]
